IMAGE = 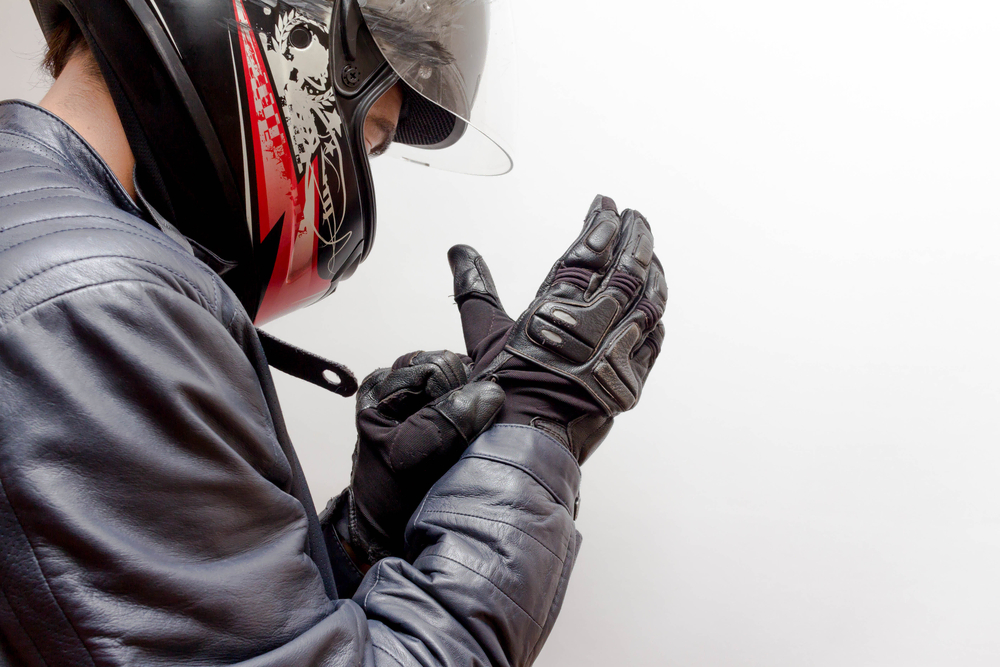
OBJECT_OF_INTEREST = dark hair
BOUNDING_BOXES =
[41,8,92,78]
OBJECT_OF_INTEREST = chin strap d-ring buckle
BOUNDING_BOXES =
[256,329,359,397]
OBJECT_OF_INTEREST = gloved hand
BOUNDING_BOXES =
[449,195,666,464]
[340,350,505,565]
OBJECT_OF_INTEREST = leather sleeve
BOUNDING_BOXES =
[0,277,582,667]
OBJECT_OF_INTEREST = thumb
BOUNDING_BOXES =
[448,245,514,361]
[430,380,506,445]
[390,381,506,471]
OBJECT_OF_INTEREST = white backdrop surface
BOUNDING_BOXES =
[2,1,999,665]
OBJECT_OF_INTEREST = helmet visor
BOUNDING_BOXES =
[358,0,516,175]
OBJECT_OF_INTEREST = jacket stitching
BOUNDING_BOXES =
[0,128,101,193]
[490,423,582,473]
[0,184,86,200]
[0,126,140,216]
[0,193,98,211]
[0,278,206,334]
[372,643,407,667]
[213,276,221,317]
[416,553,543,630]
[0,456,100,667]
[462,453,574,516]
[226,299,241,329]
[408,492,433,553]
[530,529,579,659]
[421,510,564,561]
[0,253,213,310]
[363,560,384,610]
[0,228,215,306]
[0,165,59,177]
[0,216,210,290]
[0,212,149,237]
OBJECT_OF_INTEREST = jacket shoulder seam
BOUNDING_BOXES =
[0,278,211,336]
[0,214,211,291]
[0,226,218,311]
[0,252,216,316]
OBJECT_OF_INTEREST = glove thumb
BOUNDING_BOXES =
[431,380,506,446]
[391,380,506,471]
[448,245,514,362]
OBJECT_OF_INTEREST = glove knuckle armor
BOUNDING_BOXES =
[526,297,620,364]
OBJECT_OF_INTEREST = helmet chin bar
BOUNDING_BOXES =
[323,63,400,292]
[318,0,401,294]
[249,0,400,324]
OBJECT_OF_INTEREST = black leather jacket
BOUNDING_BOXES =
[0,100,582,667]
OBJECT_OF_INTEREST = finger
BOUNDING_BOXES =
[603,209,655,310]
[430,380,506,444]
[395,350,468,394]
[634,254,667,333]
[449,244,505,309]
[389,381,506,472]
[632,320,664,386]
[390,350,422,370]
[356,368,392,413]
[448,245,515,361]
[590,194,619,218]
[542,195,623,298]
[525,207,651,363]
[374,352,469,420]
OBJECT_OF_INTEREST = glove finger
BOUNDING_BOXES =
[540,195,622,299]
[524,210,653,363]
[356,406,401,448]
[632,320,665,386]
[401,350,468,394]
[601,209,655,313]
[634,253,667,334]
[356,368,392,413]
[374,352,470,420]
[390,350,422,370]
[448,245,515,361]
[389,381,506,472]
[622,257,666,387]
[449,244,506,310]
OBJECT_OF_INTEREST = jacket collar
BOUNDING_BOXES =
[0,99,144,219]
[0,99,204,257]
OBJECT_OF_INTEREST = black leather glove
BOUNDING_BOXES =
[449,195,666,464]
[338,350,505,565]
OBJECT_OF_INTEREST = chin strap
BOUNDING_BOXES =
[256,329,358,398]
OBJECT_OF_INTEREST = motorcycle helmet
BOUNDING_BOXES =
[30,0,514,323]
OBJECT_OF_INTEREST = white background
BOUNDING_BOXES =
[3,1,1000,665]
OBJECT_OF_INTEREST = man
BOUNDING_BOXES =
[0,0,666,665]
